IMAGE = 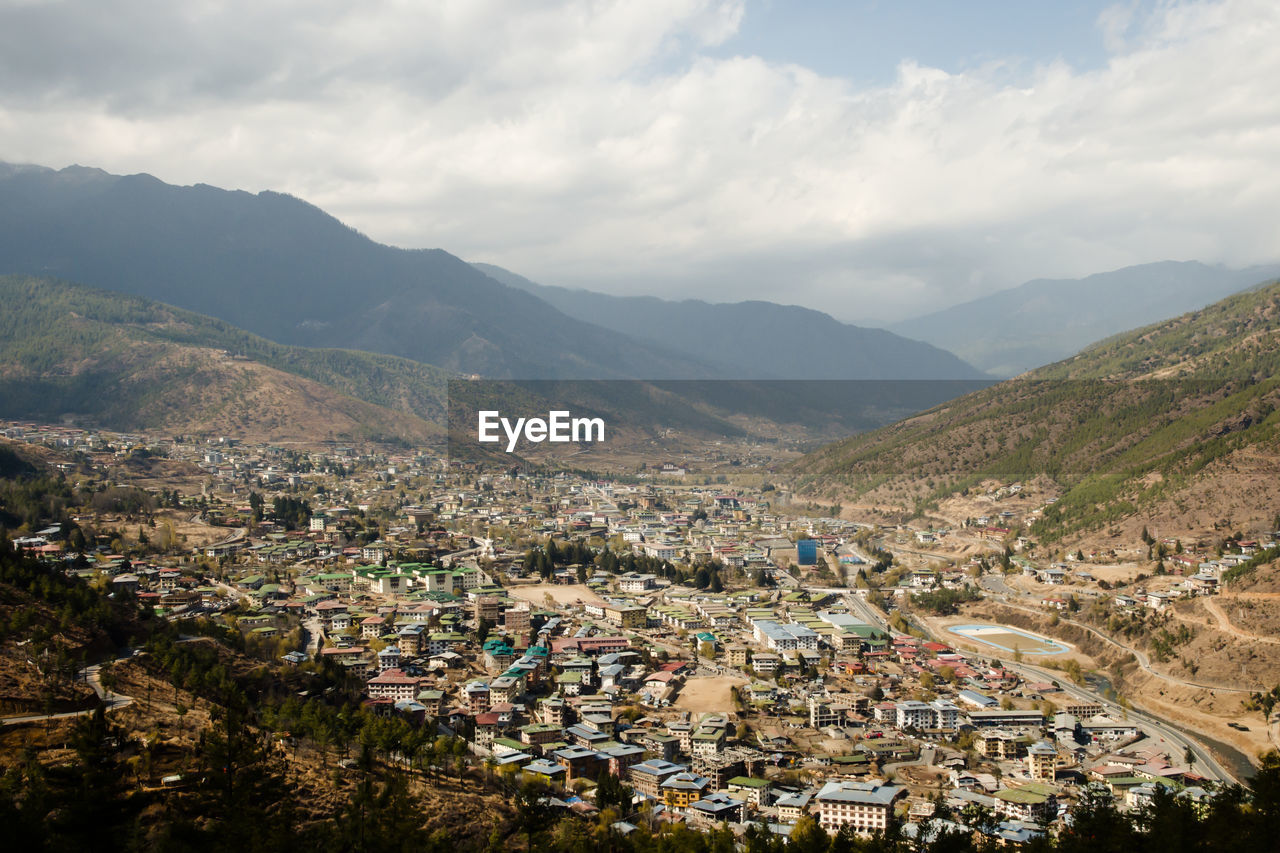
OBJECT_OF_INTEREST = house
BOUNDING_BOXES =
[727,776,773,809]
[661,771,711,808]
[1026,741,1058,781]
[776,790,813,822]
[629,760,687,799]
[686,792,745,826]
[994,783,1058,823]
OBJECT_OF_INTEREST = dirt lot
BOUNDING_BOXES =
[506,583,606,609]
[674,674,746,715]
[1085,563,1150,584]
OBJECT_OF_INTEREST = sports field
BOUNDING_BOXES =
[948,623,1070,655]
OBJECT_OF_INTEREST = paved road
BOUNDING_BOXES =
[807,586,893,634]
[1,659,134,727]
[1000,656,1239,785]
[976,582,1255,694]
[863,591,1243,784]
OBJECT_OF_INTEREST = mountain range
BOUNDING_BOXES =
[474,263,981,380]
[889,260,1280,377]
[788,279,1280,541]
[0,162,978,382]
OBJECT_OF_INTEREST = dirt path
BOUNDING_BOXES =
[1202,597,1280,646]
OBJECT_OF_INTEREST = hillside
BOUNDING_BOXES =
[789,279,1280,541]
[2,277,990,457]
[0,275,447,446]
[889,260,1280,377]
[476,262,984,380]
[0,163,716,380]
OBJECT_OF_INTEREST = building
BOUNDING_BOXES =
[976,732,1024,761]
[895,700,935,730]
[618,573,657,592]
[474,596,503,625]
[629,760,687,799]
[753,620,819,652]
[994,783,1058,823]
[727,776,773,809]
[551,746,603,782]
[604,604,648,629]
[814,780,906,834]
[776,791,812,822]
[505,604,532,635]
[687,792,745,826]
[464,681,491,714]
[366,668,419,702]
[931,699,960,731]
[661,771,711,808]
[1026,741,1058,781]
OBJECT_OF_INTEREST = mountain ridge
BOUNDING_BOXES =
[0,162,720,380]
[889,260,1280,377]
[788,277,1280,542]
[474,262,985,380]
[0,274,448,446]
[0,162,979,383]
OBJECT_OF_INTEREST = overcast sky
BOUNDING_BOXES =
[2,0,1279,323]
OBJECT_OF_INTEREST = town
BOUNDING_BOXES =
[2,418,1277,846]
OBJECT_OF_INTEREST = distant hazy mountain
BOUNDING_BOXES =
[0,163,714,380]
[474,263,984,380]
[889,260,1280,377]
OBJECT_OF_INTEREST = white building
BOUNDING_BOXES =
[815,781,905,834]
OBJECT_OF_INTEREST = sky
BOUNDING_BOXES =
[2,0,1279,324]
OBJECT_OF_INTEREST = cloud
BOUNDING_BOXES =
[1,0,1278,322]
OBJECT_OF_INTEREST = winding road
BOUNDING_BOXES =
[1,659,134,727]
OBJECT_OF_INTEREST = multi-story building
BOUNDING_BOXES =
[895,700,935,730]
[618,573,657,592]
[753,620,819,652]
[365,668,420,702]
[726,777,772,809]
[1026,740,1058,781]
[994,783,1058,823]
[776,791,812,822]
[814,781,906,835]
[629,760,687,799]
[504,604,532,635]
[976,731,1024,760]
[931,699,960,731]
[605,604,648,629]
[464,681,491,714]
[687,792,745,827]
[661,771,711,808]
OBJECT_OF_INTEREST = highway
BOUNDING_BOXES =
[837,572,1246,785]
